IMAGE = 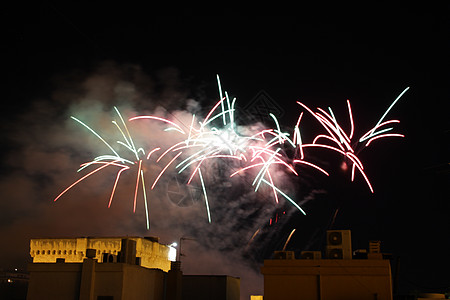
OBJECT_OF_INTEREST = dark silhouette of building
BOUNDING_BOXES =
[182,275,240,300]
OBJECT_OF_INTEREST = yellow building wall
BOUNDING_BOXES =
[29,237,170,272]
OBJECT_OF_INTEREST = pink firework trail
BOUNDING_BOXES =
[296,87,410,192]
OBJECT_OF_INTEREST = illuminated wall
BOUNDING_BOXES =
[29,237,171,272]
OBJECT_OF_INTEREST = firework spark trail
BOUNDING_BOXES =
[359,87,410,143]
[282,228,296,251]
[131,76,321,221]
[130,91,249,221]
[54,107,151,229]
[296,87,409,192]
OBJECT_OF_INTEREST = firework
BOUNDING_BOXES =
[296,87,409,192]
[54,75,409,228]
[131,76,315,221]
[55,76,310,228]
[282,228,296,251]
[53,107,151,229]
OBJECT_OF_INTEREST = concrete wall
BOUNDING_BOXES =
[27,262,82,300]
[27,259,166,300]
[121,265,165,300]
[182,275,240,300]
[90,263,124,300]
[263,274,319,300]
[261,259,393,300]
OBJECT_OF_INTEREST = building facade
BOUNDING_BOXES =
[261,257,393,300]
[29,236,170,272]
[261,230,393,300]
[26,237,240,300]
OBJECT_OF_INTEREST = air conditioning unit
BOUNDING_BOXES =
[273,251,295,260]
[300,251,322,260]
[369,240,381,253]
[353,249,368,259]
[326,230,352,259]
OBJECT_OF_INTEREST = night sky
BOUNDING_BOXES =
[2,4,449,299]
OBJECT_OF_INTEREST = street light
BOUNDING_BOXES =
[168,242,177,262]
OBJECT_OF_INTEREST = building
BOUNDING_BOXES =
[29,236,170,272]
[26,237,240,300]
[167,261,240,300]
[262,257,393,300]
[182,275,240,300]
[261,230,394,300]
[27,238,167,300]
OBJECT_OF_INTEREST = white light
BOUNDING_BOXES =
[168,246,177,262]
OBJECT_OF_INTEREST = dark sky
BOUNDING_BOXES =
[2,4,449,298]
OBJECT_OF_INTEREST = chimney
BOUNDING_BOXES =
[79,249,97,300]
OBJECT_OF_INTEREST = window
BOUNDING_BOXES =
[36,250,40,255]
